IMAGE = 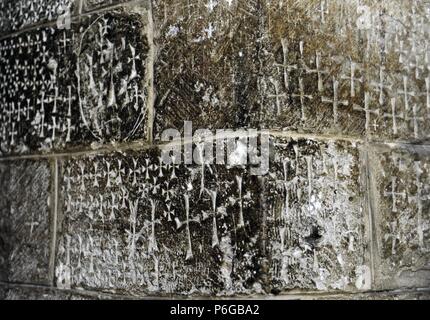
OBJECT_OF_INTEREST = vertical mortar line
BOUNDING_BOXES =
[79,0,84,14]
[364,142,377,289]
[145,0,156,145]
[258,175,269,292]
[48,157,59,286]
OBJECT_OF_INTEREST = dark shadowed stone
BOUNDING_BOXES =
[0,163,11,282]
[0,4,150,156]
[0,160,52,284]
[259,1,430,142]
[153,0,261,138]
[263,137,370,292]
[75,6,150,144]
[55,146,263,295]
[368,144,430,290]
[0,285,6,299]
[0,26,75,155]
[0,0,76,35]
[3,285,101,300]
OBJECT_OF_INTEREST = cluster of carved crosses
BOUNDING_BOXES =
[0,13,148,154]
[263,1,429,138]
[382,153,429,257]
[0,0,74,33]
[58,152,253,290]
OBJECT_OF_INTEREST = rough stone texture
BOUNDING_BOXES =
[310,289,430,300]
[0,0,429,300]
[55,147,263,296]
[3,285,105,300]
[0,4,150,156]
[0,0,76,35]
[75,6,150,144]
[83,0,129,13]
[0,160,52,285]
[264,138,370,293]
[0,285,6,299]
[259,0,430,142]
[369,144,430,290]
[153,0,260,137]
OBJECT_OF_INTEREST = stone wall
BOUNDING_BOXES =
[0,0,429,300]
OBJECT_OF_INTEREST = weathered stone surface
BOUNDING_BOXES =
[0,4,149,156]
[0,0,76,35]
[369,144,430,290]
[83,0,129,13]
[309,289,430,300]
[264,137,370,292]
[0,160,52,284]
[0,162,10,282]
[75,6,150,144]
[153,0,260,138]
[3,285,101,300]
[55,147,263,295]
[259,0,430,142]
[0,285,6,299]
[0,0,429,301]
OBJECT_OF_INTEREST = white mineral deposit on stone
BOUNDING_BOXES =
[355,266,371,290]
[220,236,233,292]
[228,140,247,166]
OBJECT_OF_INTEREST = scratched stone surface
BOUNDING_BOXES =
[0,162,10,282]
[0,0,76,35]
[369,145,430,290]
[0,5,149,156]
[55,147,263,295]
[264,138,370,292]
[3,286,102,300]
[1,0,430,301]
[83,0,129,12]
[153,0,260,138]
[259,0,430,141]
[0,160,52,285]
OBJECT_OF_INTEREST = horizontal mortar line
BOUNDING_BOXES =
[1,131,430,161]
[270,131,430,147]
[367,140,430,150]
[267,130,364,143]
[0,139,154,162]
[0,14,81,41]
[80,0,150,16]
[0,0,149,41]
[1,281,429,300]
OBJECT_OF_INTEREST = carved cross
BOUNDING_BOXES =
[322,78,349,125]
[353,92,380,131]
[384,177,406,213]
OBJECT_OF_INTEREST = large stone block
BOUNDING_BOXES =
[259,0,430,142]
[55,146,263,295]
[264,137,371,292]
[0,4,150,156]
[75,5,150,145]
[369,144,430,290]
[153,0,260,138]
[0,0,76,35]
[0,160,53,285]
